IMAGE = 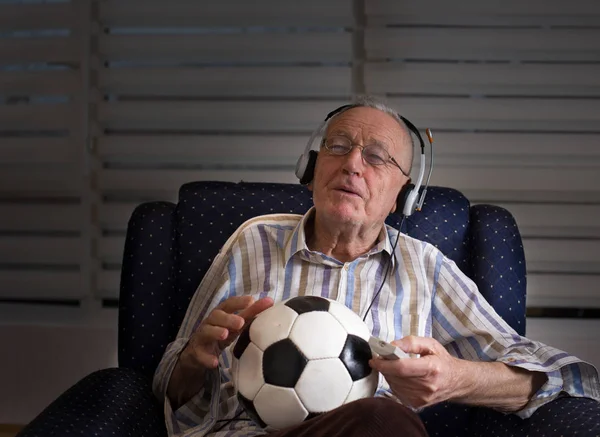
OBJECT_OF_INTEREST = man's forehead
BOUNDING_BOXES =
[325,107,408,143]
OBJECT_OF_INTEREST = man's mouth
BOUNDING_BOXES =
[336,187,361,198]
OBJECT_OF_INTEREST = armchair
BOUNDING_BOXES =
[17,181,599,437]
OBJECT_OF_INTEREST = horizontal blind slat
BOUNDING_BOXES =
[0,37,78,64]
[385,97,600,132]
[98,135,307,163]
[493,203,600,238]
[0,103,75,131]
[0,138,74,164]
[100,34,352,63]
[0,271,82,300]
[527,274,600,308]
[0,204,81,232]
[523,239,600,273]
[366,0,600,16]
[366,0,600,26]
[0,169,80,196]
[365,63,600,96]
[100,67,352,97]
[0,3,75,30]
[98,100,348,132]
[100,0,353,27]
[99,169,298,197]
[0,70,79,95]
[366,28,600,61]
[427,167,600,193]
[0,237,81,265]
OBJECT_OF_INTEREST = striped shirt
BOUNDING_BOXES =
[153,209,600,437]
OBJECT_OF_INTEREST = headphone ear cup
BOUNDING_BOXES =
[396,183,414,216]
[298,150,318,185]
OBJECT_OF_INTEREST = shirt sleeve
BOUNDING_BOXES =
[432,255,600,418]
[151,249,233,435]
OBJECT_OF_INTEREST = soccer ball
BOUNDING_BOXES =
[231,296,378,430]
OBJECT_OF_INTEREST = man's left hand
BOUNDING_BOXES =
[369,335,465,409]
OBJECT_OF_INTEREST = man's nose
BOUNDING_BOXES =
[342,145,366,174]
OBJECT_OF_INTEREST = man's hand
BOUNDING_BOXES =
[185,295,274,369]
[369,335,547,412]
[369,335,462,409]
[168,295,273,409]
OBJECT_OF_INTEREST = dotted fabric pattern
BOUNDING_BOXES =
[472,397,600,436]
[419,402,477,436]
[119,201,178,380]
[470,205,527,336]
[16,368,167,437]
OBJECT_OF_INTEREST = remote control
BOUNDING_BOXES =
[368,336,410,360]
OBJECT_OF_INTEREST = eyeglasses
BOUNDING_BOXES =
[321,136,410,177]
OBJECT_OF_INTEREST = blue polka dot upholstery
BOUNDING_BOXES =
[472,397,600,436]
[119,201,178,380]
[17,368,166,437]
[19,181,598,437]
[470,205,527,336]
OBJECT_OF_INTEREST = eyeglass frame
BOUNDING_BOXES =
[320,136,411,178]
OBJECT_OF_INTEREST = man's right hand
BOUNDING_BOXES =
[167,295,273,409]
[185,295,274,369]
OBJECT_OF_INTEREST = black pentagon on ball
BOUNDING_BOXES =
[233,319,254,360]
[285,296,330,315]
[339,334,373,381]
[263,338,308,387]
[237,392,267,428]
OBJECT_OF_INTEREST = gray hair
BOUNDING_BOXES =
[325,95,415,171]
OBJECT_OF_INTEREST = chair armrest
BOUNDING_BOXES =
[470,397,600,436]
[17,368,167,437]
[119,201,177,378]
[469,204,527,335]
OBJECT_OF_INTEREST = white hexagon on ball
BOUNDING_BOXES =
[250,304,298,351]
[295,358,353,413]
[289,311,347,360]
[253,384,308,430]
[236,342,265,400]
[327,300,371,341]
[345,370,379,404]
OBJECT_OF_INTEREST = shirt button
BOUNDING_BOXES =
[344,264,349,271]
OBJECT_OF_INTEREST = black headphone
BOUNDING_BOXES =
[295,104,432,217]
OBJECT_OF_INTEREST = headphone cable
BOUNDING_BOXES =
[362,215,405,322]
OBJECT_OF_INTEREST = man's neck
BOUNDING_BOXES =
[305,212,383,263]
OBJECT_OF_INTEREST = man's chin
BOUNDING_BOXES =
[321,205,363,225]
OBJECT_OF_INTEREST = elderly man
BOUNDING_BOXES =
[153,97,599,437]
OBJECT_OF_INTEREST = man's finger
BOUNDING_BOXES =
[193,349,220,369]
[369,356,431,378]
[393,335,440,356]
[239,297,274,322]
[196,324,228,344]
[205,309,245,331]
[217,295,255,314]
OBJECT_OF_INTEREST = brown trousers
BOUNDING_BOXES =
[269,398,428,437]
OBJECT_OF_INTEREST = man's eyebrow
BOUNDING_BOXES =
[328,130,352,138]
[327,130,390,149]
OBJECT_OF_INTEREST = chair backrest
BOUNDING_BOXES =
[119,181,526,380]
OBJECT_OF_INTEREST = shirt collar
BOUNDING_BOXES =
[283,207,397,266]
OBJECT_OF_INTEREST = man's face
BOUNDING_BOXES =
[309,107,412,230]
